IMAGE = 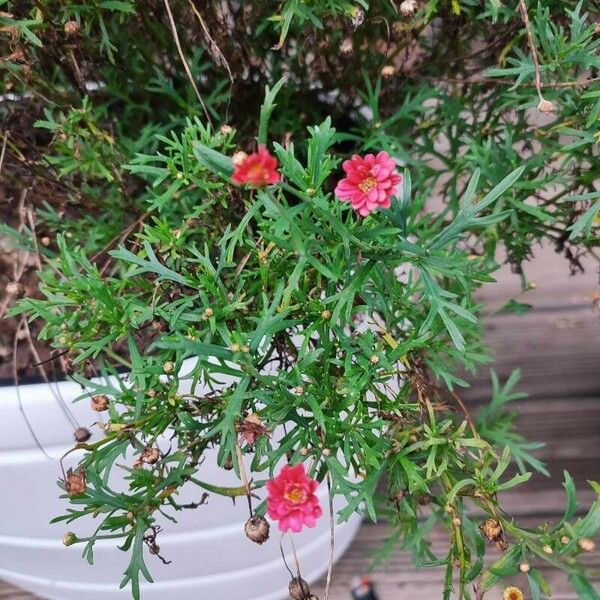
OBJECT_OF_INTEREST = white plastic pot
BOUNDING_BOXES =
[0,364,361,600]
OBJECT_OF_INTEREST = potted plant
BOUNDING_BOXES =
[1,2,599,600]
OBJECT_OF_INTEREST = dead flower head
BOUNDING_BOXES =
[236,413,270,446]
[65,467,87,496]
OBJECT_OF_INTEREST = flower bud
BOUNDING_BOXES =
[64,20,80,36]
[232,151,248,166]
[381,65,395,78]
[369,354,380,364]
[202,307,214,320]
[537,99,555,113]
[163,361,174,373]
[321,309,331,320]
[220,125,233,136]
[519,562,530,573]
[244,516,270,544]
[399,0,418,17]
[578,538,596,553]
[62,532,78,546]
[340,37,353,55]
[542,544,553,555]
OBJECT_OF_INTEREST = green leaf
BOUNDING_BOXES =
[192,142,233,179]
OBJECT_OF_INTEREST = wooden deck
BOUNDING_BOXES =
[2,245,599,599]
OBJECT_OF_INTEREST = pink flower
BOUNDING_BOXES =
[334,151,402,216]
[231,145,280,187]
[266,463,323,533]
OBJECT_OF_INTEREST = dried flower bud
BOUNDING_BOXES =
[452,517,462,526]
[369,355,380,364]
[481,519,502,542]
[64,20,80,36]
[503,587,524,600]
[537,99,555,114]
[339,37,353,55]
[65,467,87,496]
[542,544,553,555]
[74,427,91,443]
[141,447,160,465]
[223,457,234,470]
[289,577,311,600]
[578,538,596,553]
[495,539,509,551]
[163,361,174,373]
[244,515,270,544]
[62,532,78,546]
[148,389,157,398]
[321,309,331,320]
[91,394,109,411]
[232,151,248,166]
[399,0,418,17]
[561,535,570,544]
[299,447,308,456]
[519,562,531,573]
[220,124,234,136]
[230,343,241,352]
[149,544,160,555]
[381,65,395,78]
[202,307,214,320]
[322,448,331,456]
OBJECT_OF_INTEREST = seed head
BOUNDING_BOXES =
[65,467,87,496]
[481,519,502,542]
[74,427,91,443]
[244,515,270,544]
[141,447,160,465]
[289,577,311,600]
[92,394,108,412]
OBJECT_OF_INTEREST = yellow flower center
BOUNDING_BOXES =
[358,176,377,193]
[284,484,306,504]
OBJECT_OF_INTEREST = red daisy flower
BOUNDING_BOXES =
[231,145,280,187]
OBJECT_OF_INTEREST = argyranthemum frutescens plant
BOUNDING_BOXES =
[13,92,600,600]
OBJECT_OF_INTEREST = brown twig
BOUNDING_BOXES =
[162,0,213,126]
[517,0,546,103]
